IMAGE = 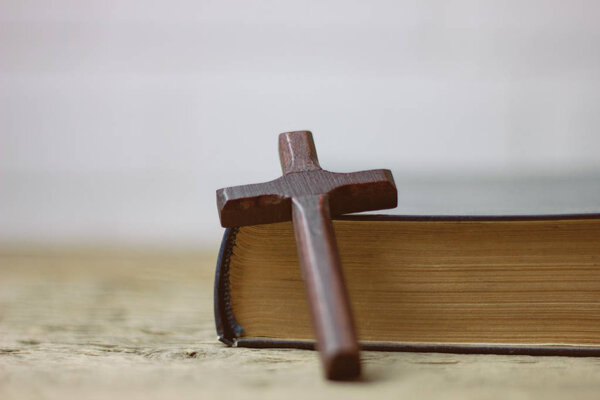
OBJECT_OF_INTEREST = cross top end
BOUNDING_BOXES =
[217,131,397,228]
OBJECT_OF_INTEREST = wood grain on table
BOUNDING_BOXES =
[1,249,599,399]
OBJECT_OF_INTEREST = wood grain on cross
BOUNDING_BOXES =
[216,131,397,380]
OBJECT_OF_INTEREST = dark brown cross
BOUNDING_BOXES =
[216,131,397,380]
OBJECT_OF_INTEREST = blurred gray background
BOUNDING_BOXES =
[1,1,599,247]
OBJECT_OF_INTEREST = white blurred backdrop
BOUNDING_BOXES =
[1,1,599,247]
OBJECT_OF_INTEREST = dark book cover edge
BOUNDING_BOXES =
[335,212,600,222]
[235,339,600,357]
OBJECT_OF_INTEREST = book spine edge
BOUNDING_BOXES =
[214,227,242,346]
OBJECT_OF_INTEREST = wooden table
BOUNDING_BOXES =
[1,249,599,399]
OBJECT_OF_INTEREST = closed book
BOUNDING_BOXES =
[214,178,600,356]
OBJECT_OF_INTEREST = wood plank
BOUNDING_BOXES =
[1,249,600,399]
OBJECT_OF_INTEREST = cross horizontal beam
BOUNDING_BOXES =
[217,169,396,227]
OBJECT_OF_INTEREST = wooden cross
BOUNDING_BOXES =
[216,131,397,380]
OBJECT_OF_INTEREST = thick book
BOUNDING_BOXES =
[214,177,600,356]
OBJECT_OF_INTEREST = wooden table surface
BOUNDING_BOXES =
[1,249,599,399]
